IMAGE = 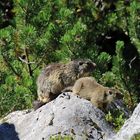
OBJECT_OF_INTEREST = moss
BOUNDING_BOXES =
[50,135,74,140]
[131,133,140,140]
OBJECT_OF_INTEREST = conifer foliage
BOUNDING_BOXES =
[0,0,139,117]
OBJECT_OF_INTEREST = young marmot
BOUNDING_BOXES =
[34,59,96,109]
[71,77,122,110]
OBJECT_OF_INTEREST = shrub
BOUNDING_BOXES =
[0,0,139,119]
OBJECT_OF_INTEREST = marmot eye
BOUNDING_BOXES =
[86,62,91,65]
[109,91,113,95]
[79,62,84,65]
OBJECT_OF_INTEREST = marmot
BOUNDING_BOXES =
[71,77,123,110]
[34,59,96,109]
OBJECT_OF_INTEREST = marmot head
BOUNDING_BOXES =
[71,59,96,77]
[109,88,123,99]
[104,88,123,104]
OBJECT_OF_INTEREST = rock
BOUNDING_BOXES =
[107,99,131,118]
[107,103,140,140]
[0,93,115,140]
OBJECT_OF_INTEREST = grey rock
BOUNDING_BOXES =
[0,93,115,140]
[107,103,140,140]
[107,99,131,118]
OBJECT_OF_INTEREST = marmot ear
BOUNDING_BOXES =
[108,90,113,95]
[91,62,96,68]
[104,90,113,98]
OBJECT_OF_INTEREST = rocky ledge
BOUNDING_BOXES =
[0,93,139,140]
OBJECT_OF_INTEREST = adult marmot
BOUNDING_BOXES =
[71,77,122,110]
[34,59,96,109]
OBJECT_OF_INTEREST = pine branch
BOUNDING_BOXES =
[18,56,35,64]
[1,39,21,77]
[2,52,21,77]
[24,47,33,77]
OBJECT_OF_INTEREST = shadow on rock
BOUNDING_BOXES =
[0,122,19,140]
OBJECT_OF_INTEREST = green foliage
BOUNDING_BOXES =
[128,1,140,53]
[0,0,140,124]
[105,111,126,131]
[97,52,112,73]
[131,133,140,140]
[50,135,73,140]
[55,19,87,61]
[100,71,118,87]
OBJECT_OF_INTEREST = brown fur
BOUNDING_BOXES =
[35,59,96,108]
[71,77,122,110]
